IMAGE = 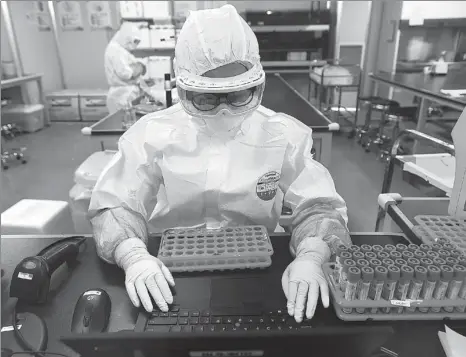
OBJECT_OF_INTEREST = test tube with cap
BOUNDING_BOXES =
[457,255,466,267]
[433,257,447,267]
[342,266,361,314]
[419,244,431,253]
[445,264,466,313]
[426,251,439,260]
[369,259,382,269]
[407,257,421,269]
[408,244,419,252]
[384,244,396,252]
[352,251,365,261]
[395,265,414,313]
[431,265,454,313]
[454,264,466,313]
[348,245,360,254]
[402,250,414,260]
[356,259,369,267]
[406,266,427,313]
[414,250,427,260]
[394,258,407,267]
[339,259,356,292]
[389,250,402,260]
[377,251,390,260]
[419,257,433,268]
[382,265,400,313]
[431,243,443,251]
[418,265,441,313]
[369,266,388,314]
[372,245,384,253]
[438,249,451,259]
[335,250,352,283]
[360,244,372,254]
[396,243,408,252]
[436,237,449,245]
[442,243,456,251]
[356,266,374,314]
[365,252,377,260]
[382,258,395,268]
[445,257,459,267]
[450,250,462,259]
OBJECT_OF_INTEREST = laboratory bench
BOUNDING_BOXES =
[1,233,465,357]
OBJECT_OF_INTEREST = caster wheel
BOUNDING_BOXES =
[15,153,22,160]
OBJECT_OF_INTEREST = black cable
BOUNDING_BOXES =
[11,303,72,357]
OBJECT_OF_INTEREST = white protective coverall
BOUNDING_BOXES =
[90,5,351,322]
[104,22,144,114]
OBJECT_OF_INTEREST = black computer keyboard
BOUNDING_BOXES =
[144,306,313,333]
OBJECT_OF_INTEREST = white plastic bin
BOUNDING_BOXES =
[1,104,45,132]
[46,90,80,122]
[78,89,108,122]
[69,150,116,233]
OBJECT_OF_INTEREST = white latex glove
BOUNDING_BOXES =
[282,237,331,323]
[115,238,175,313]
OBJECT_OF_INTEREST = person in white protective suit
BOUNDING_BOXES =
[90,5,351,323]
[104,22,146,114]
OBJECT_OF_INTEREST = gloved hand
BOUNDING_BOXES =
[115,238,175,312]
[281,237,330,323]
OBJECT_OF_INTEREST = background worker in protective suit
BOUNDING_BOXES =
[104,22,146,114]
[90,5,351,323]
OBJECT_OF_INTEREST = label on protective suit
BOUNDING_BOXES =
[256,172,280,201]
[17,272,33,280]
[84,290,102,296]
[1,325,22,332]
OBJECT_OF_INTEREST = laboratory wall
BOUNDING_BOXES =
[402,1,466,20]
[337,1,370,47]
[53,1,119,89]
[7,1,62,92]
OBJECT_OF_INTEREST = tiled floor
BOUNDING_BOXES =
[1,75,455,232]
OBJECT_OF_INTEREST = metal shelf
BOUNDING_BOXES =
[1,74,43,89]
[131,47,175,58]
[262,60,326,67]
[251,24,329,32]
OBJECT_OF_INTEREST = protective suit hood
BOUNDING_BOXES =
[112,22,141,51]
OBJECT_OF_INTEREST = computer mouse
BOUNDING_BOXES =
[71,288,111,334]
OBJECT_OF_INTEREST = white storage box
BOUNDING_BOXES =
[146,56,172,80]
[310,66,355,86]
[79,89,108,122]
[1,104,45,132]
[1,199,74,235]
[46,90,80,122]
[69,150,116,233]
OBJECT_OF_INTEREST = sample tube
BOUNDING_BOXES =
[433,257,447,267]
[357,259,369,267]
[335,250,352,283]
[396,243,408,252]
[395,265,414,313]
[382,258,395,268]
[342,266,361,314]
[438,249,451,259]
[394,258,407,267]
[356,266,374,314]
[369,266,388,314]
[445,264,466,313]
[377,251,390,260]
[418,265,441,313]
[390,250,402,260]
[419,244,431,253]
[408,244,419,252]
[406,266,427,313]
[431,243,443,251]
[384,244,396,252]
[360,244,372,254]
[431,265,454,313]
[382,265,401,313]
[352,251,365,261]
[442,243,456,251]
[426,251,439,260]
[457,255,466,267]
[407,257,421,269]
[414,250,427,260]
[419,257,433,268]
[445,257,459,267]
[339,259,356,292]
[450,250,462,259]
[349,245,360,254]
[436,237,449,245]
[372,245,384,253]
[365,252,377,260]
[369,259,382,269]
[402,250,414,260]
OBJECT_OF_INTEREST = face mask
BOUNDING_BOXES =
[201,109,246,133]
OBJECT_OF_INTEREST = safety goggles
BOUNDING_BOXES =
[178,82,265,117]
